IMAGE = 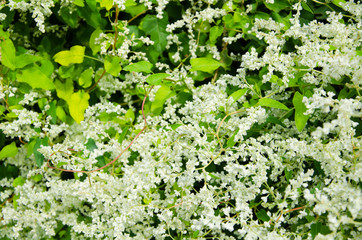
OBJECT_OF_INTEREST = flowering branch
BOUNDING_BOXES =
[47,86,153,173]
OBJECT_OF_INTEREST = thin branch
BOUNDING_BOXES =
[47,86,154,173]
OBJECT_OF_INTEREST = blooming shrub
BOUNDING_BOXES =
[0,0,361,239]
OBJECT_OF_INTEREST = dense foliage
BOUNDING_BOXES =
[0,0,361,239]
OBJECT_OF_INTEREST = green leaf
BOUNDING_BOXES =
[125,3,147,17]
[0,105,5,115]
[13,176,26,187]
[258,98,289,110]
[16,65,55,90]
[125,109,135,123]
[31,174,43,182]
[60,7,79,28]
[58,65,75,78]
[104,55,121,76]
[284,168,292,182]
[46,101,57,124]
[89,28,103,55]
[79,68,93,88]
[228,89,248,103]
[86,138,97,151]
[140,13,169,52]
[55,79,74,100]
[39,59,54,77]
[256,209,270,222]
[301,2,313,13]
[146,73,170,85]
[209,26,223,44]
[190,58,223,73]
[26,140,36,158]
[68,91,90,123]
[15,54,42,68]
[123,61,153,73]
[170,124,182,130]
[13,194,19,209]
[208,173,220,179]
[311,222,332,238]
[332,0,346,8]
[33,137,48,167]
[264,0,291,13]
[0,142,18,160]
[99,0,113,10]
[53,45,85,66]
[56,106,67,122]
[73,0,84,6]
[226,128,239,148]
[151,85,176,115]
[118,126,129,144]
[265,115,286,128]
[0,38,16,70]
[293,92,309,132]
[78,1,106,29]
[125,0,137,6]
[56,162,68,168]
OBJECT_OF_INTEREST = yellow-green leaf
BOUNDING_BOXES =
[53,45,85,66]
[15,54,42,69]
[56,106,67,122]
[0,142,18,160]
[190,58,223,73]
[151,85,176,115]
[89,28,103,55]
[123,61,153,73]
[0,38,16,70]
[17,66,55,90]
[258,98,289,110]
[99,0,113,10]
[104,55,121,76]
[125,109,135,123]
[55,79,74,100]
[228,89,248,104]
[13,176,25,187]
[73,0,84,6]
[68,91,90,123]
[293,92,310,132]
[146,73,170,85]
[79,68,93,88]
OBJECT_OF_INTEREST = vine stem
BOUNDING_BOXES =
[47,86,154,173]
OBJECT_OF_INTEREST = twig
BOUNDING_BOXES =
[47,86,154,173]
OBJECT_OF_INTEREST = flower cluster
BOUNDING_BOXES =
[0,0,361,239]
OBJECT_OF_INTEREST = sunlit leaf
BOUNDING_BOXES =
[55,79,74,100]
[13,176,25,187]
[89,28,103,55]
[15,54,42,68]
[190,58,223,73]
[151,85,176,115]
[17,66,55,90]
[228,89,248,103]
[146,73,170,85]
[68,90,90,123]
[293,91,309,132]
[0,38,16,70]
[258,98,289,110]
[123,61,153,73]
[99,0,113,10]
[53,45,85,66]
[104,55,121,76]
[0,142,18,160]
[79,68,93,88]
